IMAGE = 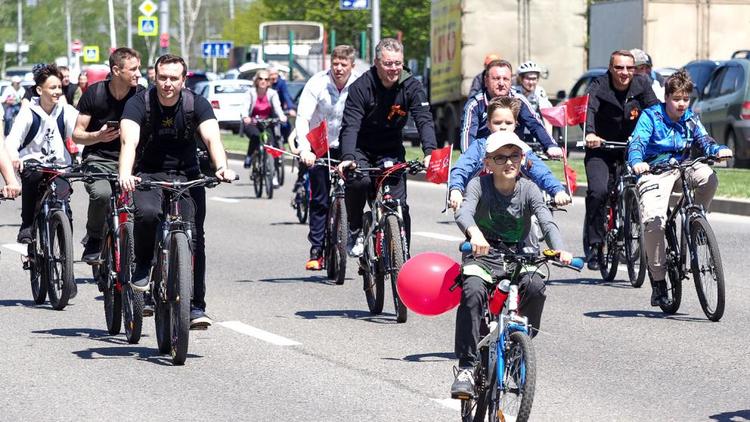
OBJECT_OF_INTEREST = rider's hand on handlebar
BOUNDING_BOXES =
[423,154,432,169]
[585,133,603,149]
[554,190,572,206]
[557,250,573,265]
[469,231,490,256]
[448,189,463,211]
[2,183,21,198]
[717,149,733,160]
[546,146,563,159]
[632,162,650,175]
[216,167,237,182]
[242,116,254,126]
[11,157,22,173]
[337,160,357,175]
[118,174,141,192]
[300,150,316,167]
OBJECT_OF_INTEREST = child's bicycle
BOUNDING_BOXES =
[453,243,583,422]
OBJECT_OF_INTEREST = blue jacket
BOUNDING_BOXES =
[459,90,557,152]
[628,103,727,168]
[449,136,565,196]
[272,77,296,111]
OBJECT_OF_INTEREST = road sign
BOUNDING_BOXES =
[139,0,157,16]
[83,46,100,63]
[201,41,233,58]
[138,16,158,37]
[71,39,82,54]
[340,0,370,10]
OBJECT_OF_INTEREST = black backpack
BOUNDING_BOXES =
[18,109,67,152]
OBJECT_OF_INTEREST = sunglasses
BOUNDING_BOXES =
[612,65,635,72]
[487,153,523,165]
[379,60,403,68]
[257,77,269,81]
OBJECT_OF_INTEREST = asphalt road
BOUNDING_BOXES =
[1,159,749,421]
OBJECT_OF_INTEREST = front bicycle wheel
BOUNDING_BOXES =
[361,211,384,315]
[46,210,74,310]
[119,222,143,344]
[499,331,536,422]
[689,216,725,321]
[251,153,263,198]
[29,222,47,304]
[101,231,122,335]
[624,189,646,288]
[385,214,408,323]
[599,204,619,282]
[295,186,309,224]
[325,197,348,285]
[264,152,275,199]
[275,156,285,186]
[660,222,683,314]
[169,231,192,365]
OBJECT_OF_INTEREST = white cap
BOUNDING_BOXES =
[485,131,530,156]
[10,76,21,83]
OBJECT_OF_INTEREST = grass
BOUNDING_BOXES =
[219,132,750,199]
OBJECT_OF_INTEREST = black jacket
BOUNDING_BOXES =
[340,66,437,161]
[585,72,658,143]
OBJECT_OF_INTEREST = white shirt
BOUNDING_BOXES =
[295,69,359,151]
[2,85,25,105]
[5,97,78,165]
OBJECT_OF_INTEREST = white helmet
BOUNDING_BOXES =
[518,61,542,75]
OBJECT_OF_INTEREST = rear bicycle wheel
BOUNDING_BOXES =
[119,222,143,344]
[101,231,122,335]
[689,216,725,321]
[169,231,192,365]
[264,151,274,199]
[624,189,646,288]
[361,211,384,314]
[325,197,348,285]
[251,153,263,198]
[29,222,48,304]
[46,210,74,311]
[499,331,536,422]
[385,214,408,323]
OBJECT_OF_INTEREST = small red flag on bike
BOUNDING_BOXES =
[306,121,329,158]
[564,163,578,194]
[565,94,588,126]
[540,105,567,128]
[263,144,285,158]
[425,145,452,184]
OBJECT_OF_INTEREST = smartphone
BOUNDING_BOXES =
[106,121,120,130]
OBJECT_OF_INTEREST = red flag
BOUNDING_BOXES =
[426,145,452,184]
[540,105,567,128]
[263,144,285,158]
[563,162,577,194]
[306,121,329,158]
[565,95,588,126]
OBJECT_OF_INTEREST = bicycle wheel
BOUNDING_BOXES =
[154,287,171,354]
[251,153,263,198]
[118,222,143,344]
[28,222,47,304]
[385,214,408,323]
[295,183,309,224]
[689,216,725,321]
[169,231,192,365]
[624,189,646,288]
[46,210,74,311]
[325,197,348,285]
[361,211,384,314]
[275,156,285,186]
[101,231,122,335]
[598,205,619,282]
[264,152,274,199]
[660,222,683,314]
[499,331,536,422]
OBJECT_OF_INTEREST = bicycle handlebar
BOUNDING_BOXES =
[352,160,426,176]
[575,139,629,150]
[458,241,584,270]
[136,175,239,191]
[649,156,717,175]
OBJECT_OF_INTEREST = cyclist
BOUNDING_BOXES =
[631,49,665,101]
[59,66,77,105]
[5,64,79,245]
[451,130,572,398]
[628,70,731,306]
[72,47,143,263]
[459,59,562,158]
[337,38,436,257]
[0,136,21,199]
[583,49,658,270]
[241,69,288,173]
[2,76,26,136]
[119,54,236,329]
[269,65,297,147]
[468,53,501,98]
[512,61,554,143]
[296,45,360,270]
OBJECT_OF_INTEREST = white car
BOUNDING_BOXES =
[193,79,253,134]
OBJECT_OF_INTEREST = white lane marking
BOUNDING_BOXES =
[2,243,27,255]
[432,398,461,411]
[217,321,301,346]
[413,231,464,242]
[210,196,240,204]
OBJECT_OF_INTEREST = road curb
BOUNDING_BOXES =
[226,151,750,217]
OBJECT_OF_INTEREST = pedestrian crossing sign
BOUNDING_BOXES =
[138,16,158,37]
[82,46,99,63]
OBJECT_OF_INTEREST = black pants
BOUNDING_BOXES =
[20,168,71,229]
[344,148,411,246]
[244,124,277,157]
[455,274,546,368]
[308,148,340,251]
[189,184,206,311]
[584,149,623,246]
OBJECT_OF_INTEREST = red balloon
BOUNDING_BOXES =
[397,252,462,316]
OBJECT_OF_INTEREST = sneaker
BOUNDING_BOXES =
[650,279,668,307]
[305,247,324,271]
[243,155,252,168]
[81,237,102,263]
[450,367,476,399]
[190,307,212,330]
[273,175,280,187]
[17,227,32,244]
[347,229,364,258]
[586,244,601,271]
[131,263,150,292]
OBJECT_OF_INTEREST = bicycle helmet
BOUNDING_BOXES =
[518,61,542,75]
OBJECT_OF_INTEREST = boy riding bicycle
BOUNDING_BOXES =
[628,70,732,307]
[451,131,573,399]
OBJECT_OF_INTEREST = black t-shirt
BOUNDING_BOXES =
[77,81,143,160]
[121,88,215,173]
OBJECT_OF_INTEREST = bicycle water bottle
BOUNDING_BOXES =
[489,279,511,315]
[508,285,520,313]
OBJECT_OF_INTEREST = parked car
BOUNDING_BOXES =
[683,59,722,104]
[186,71,209,91]
[692,58,750,167]
[194,79,253,134]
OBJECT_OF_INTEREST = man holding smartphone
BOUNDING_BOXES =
[73,47,143,262]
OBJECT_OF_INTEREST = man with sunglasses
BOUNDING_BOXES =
[338,38,436,257]
[583,49,658,270]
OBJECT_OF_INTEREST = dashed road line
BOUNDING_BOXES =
[210,196,241,204]
[413,231,464,242]
[217,320,301,346]
[2,243,27,255]
[431,398,461,411]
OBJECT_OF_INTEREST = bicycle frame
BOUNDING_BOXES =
[28,167,73,273]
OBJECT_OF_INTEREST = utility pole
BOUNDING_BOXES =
[178,0,187,67]
[17,0,22,65]
[65,0,72,67]
[371,0,380,61]
[108,0,117,50]
[127,0,133,48]
[229,0,235,20]
[160,0,170,55]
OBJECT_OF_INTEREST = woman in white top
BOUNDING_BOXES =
[241,69,287,168]
[5,64,79,244]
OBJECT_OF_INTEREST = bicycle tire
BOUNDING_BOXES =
[295,183,309,224]
[101,232,122,335]
[276,156,285,186]
[169,231,192,365]
[251,153,263,198]
[660,221,683,314]
[385,215,408,323]
[264,151,274,199]
[154,248,171,354]
[689,216,725,321]
[624,189,646,288]
[29,222,47,305]
[46,210,74,311]
[325,197,348,285]
[119,222,143,344]
[361,211,384,314]
[499,331,536,422]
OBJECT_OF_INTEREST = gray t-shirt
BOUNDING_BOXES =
[455,175,564,250]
